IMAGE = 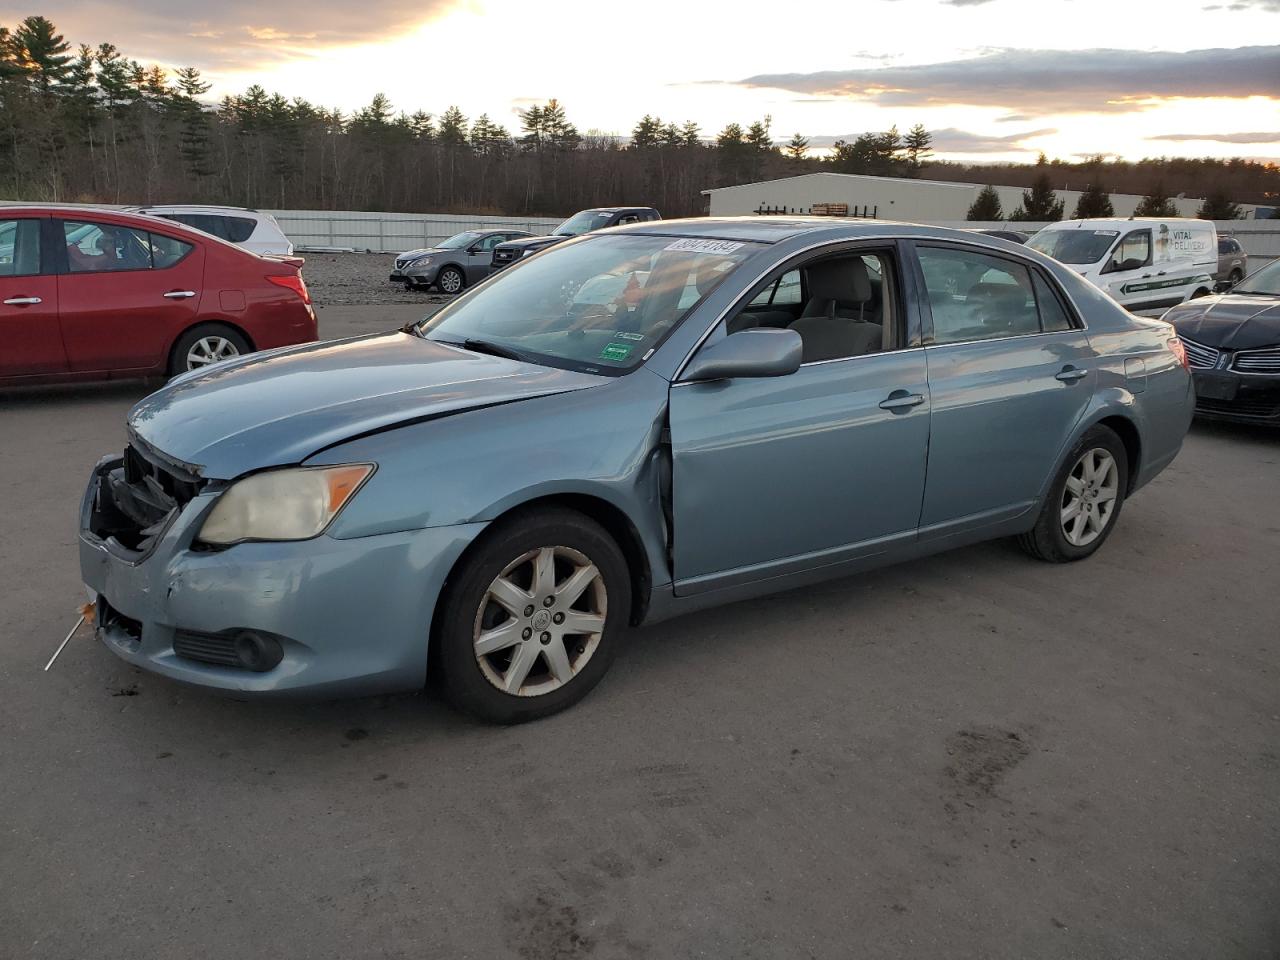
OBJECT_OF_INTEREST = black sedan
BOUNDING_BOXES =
[1164,258,1280,425]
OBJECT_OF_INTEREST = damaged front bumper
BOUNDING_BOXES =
[78,450,485,698]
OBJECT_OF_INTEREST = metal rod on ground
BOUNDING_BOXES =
[44,615,85,672]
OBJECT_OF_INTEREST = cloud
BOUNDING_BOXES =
[737,45,1280,114]
[927,126,1058,152]
[14,0,459,69]
[996,113,1035,122]
[1204,0,1280,10]
[1150,131,1280,143]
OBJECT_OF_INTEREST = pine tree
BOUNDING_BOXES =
[1072,179,1114,218]
[1011,169,1065,221]
[631,114,662,148]
[904,123,932,176]
[436,105,468,147]
[785,132,809,161]
[966,185,1004,221]
[745,116,773,152]
[1133,182,1177,217]
[12,15,71,90]
[1197,189,1241,220]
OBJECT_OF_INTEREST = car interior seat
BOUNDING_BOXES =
[788,258,882,362]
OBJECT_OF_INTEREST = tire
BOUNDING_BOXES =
[1228,269,1243,285]
[168,323,251,376]
[1017,425,1129,563]
[436,266,465,295]
[435,507,631,723]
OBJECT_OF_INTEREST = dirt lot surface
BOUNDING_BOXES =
[303,251,455,306]
[1,308,1277,959]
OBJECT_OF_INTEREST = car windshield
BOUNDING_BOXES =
[417,234,759,375]
[554,211,616,237]
[437,231,482,249]
[1232,259,1280,296]
[1027,229,1119,264]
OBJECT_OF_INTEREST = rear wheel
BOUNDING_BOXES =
[435,508,631,723]
[437,267,465,295]
[1228,268,1243,285]
[169,324,250,376]
[1018,425,1128,563]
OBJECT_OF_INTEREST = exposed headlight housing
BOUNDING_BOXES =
[521,249,536,258]
[198,464,374,545]
[409,255,434,267]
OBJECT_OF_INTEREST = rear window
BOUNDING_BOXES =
[163,213,256,243]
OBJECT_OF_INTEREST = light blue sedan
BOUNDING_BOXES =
[80,218,1195,722]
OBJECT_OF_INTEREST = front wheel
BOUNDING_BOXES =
[1228,269,1243,286]
[435,508,631,723]
[1018,425,1129,563]
[436,267,465,295]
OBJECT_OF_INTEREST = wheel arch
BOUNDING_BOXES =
[436,261,467,286]
[166,317,256,371]
[1094,413,1142,494]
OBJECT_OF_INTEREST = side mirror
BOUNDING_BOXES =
[682,328,803,383]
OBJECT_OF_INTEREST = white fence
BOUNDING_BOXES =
[268,210,563,253]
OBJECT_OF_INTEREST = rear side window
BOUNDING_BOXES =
[1032,272,1074,332]
[150,234,194,269]
[63,221,153,273]
[0,219,41,276]
[163,213,256,243]
[918,247,1040,343]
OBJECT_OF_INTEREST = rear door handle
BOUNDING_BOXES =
[879,391,925,411]
[3,296,41,306]
[163,290,197,299]
[1055,366,1088,383]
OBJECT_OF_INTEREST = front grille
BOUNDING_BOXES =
[1181,337,1220,370]
[492,249,517,264]
[91,443,204,555]
[1233,346,1280,374]
[173,630,241,668]
[1196,396,1280,420]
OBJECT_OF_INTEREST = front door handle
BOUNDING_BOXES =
[879,391,925,412]
[1056,366,1088,383]
[163,290,197,299]
[3,296,41,306]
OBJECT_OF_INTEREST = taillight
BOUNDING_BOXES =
[1167,336,1189,371]
[267,273,311,304]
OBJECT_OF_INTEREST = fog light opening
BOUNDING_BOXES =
[233,631,284,672]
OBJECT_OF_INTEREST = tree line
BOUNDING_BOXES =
[2,15,1276,219]
[964,155,1255,222]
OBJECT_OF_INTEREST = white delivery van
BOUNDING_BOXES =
[1027,218,1216,312]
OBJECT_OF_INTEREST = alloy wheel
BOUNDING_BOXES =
[1060,448,1119,547]
[472,545,607,697]
[439,269,463,294]
[186,336,240,369]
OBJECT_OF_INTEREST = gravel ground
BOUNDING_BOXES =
[301,252,455,306]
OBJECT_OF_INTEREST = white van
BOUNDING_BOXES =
[1027,218,1216,312]
[128,205,294,256]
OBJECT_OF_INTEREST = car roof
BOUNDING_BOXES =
[130,204,262,215]
[616,215,1013,244]
[584,207,657,214]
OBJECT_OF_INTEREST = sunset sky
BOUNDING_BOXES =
[9,0,1280,163]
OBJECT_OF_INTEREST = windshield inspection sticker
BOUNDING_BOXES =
[614,331,646,341]
[599,342,634,362]
[663,238,745,255]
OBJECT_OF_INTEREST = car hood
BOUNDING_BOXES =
[496,235,568,251]
[397,247,445,259]
[128,332,605,479]
[1165,295,1280,350]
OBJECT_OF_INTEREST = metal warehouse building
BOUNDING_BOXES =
[701,172,1262,221]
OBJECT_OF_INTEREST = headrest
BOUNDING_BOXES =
[807,258,871,304]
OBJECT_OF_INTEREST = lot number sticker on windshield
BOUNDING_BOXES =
[599,342,633,362]
[663,238,745,255]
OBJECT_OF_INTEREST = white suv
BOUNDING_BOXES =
[129,205,293,256]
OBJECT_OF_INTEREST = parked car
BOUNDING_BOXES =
[1028,217,1216,312]
[1163,257,1280,424]
[975,229,1029,244]
[80,218,1193,722]
[389,229,533,293]
[1215,235,1248,286]
[128,205,294,256]
[0,206,315,384]
[489,207,661,271]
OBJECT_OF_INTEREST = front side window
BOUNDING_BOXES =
[1106,230,1152,272]
[554,211,614,237]
[418,234,759,375]
[918,247,1041,344]
[1233,259,1280,296]
[0,219,41,277]
[63,221,153,273]
[473,234,504,252]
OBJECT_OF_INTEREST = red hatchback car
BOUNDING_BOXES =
[0,206,317,384]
